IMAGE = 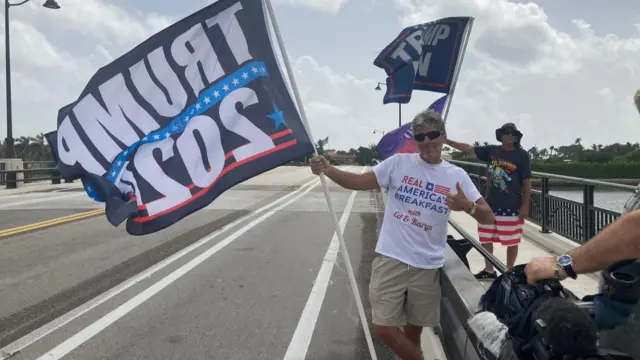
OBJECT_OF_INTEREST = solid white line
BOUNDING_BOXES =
[34,178,321,360]
[282,169,363,360]
[0,193,84,209]
[0,177,320,359]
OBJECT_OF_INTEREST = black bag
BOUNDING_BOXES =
[478,264,565,340]
[478,265,637,360]
[446,235,472,270]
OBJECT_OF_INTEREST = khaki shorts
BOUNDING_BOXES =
[368,254,441,327]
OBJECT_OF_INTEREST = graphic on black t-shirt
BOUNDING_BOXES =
[474,145,531,211]
[488,156,517,193]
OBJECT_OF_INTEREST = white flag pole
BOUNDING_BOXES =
[262,1,379,359]
[441,18,474,123]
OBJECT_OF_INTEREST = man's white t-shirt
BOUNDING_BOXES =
[372,153,483,269]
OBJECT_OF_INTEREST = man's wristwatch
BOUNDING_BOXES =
[556,254,577,279]
[466,201,477,216]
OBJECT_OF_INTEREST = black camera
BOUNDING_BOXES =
[476,264,639,360]
[593,260,640,331]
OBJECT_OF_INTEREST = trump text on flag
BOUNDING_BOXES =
[392,23,452,79]
[373,17,473,103]
[46,0,314,235]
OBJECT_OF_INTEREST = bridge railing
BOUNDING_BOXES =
[450,159,636,244]
[0,162,73,189]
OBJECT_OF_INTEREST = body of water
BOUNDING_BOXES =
[549,189,633,212]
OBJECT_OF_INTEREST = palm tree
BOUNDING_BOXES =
[539,148,548,159]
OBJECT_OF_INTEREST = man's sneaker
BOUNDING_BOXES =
[474,269,497,280]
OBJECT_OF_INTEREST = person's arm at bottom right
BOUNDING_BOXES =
[569,210,640,274]
[525,210,640,283]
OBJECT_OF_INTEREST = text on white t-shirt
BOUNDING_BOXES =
[372,153,483,269]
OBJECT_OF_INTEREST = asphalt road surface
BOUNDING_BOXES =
[0,166,398,360]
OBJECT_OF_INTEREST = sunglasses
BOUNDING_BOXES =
[413,131,441,142]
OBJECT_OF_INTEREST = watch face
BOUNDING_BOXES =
[558,255,572,266]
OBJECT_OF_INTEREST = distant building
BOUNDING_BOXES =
[325,149,357,165]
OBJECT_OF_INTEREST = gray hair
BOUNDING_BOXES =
[411,109,446,135]
[634,89,640,114]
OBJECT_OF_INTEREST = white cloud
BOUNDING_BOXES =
[271,0,347,13]
[378,0,640,150]
[0,0,174,141]
[2,0,639,155]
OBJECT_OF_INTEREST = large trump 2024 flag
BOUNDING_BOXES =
[45,0,315,235]
[373,17,473,104]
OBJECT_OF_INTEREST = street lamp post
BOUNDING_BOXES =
[374,82,401,128]
[373,129,385,136]
[3,0,60,188]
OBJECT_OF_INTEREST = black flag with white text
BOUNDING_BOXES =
[45,0,315,235]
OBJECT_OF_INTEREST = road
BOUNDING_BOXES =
[0,166,398,360]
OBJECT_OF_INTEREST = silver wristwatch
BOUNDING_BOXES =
[467,201,477,216]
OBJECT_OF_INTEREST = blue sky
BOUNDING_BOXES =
[1,0,639,151]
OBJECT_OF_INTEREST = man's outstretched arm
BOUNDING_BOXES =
[525,210,640,283]
[310,156,380,191]
[568,210,640,274]
[446,139,475,153]
[323,166,380,191]
[447,139,492,163]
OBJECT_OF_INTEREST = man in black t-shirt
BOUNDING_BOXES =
[447,123,532,279]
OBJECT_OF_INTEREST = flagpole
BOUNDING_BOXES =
[441,18,474,123]
[262,1,379,359]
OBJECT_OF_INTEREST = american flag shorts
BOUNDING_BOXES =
[477,208,523,246]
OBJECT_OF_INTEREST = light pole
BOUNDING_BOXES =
[3,0,59,188]
[374,82,401,128]
[373,129,385,136]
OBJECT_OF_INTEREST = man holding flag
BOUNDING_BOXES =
[310,109,495,359]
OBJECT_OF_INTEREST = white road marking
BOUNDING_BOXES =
[33,178,321,360]
[283,169,363,360]
[0,177,320,359]
[0,193,84,209]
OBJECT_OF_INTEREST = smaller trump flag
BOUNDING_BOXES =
[373,17,473,104]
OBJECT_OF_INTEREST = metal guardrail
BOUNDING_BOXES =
[0,165,73,189]
[450,159,635,244]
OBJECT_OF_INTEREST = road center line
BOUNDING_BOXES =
[0,209,104,238]
[0,177,320,359]
[30,178,320,360]
[283,167,364,360]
